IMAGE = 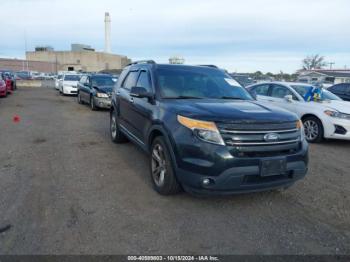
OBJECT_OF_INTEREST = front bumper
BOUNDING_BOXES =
[62,86,77,95]
[93,97,111,108]
[172,129,309,195]
[324,117,350,140]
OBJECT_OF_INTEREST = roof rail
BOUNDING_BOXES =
[128,60,156,66]
[198,65,219,68]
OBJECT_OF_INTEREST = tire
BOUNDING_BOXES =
[90,96,97,111]
[150,137,182,195]
[110,110,128,143]
[303,116,324,143]
[77,92,83,104]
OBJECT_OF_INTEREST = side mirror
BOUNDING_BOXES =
[284,95,293,102]
[84,83,90,87]
[130,86,153,99]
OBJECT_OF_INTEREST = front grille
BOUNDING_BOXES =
[218,121,301,157]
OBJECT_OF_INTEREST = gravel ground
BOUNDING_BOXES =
[0,87,349,255]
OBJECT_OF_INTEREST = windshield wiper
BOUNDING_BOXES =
[219,96,243,100]
[164,96,204,99]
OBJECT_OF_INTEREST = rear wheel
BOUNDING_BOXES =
[303,116,324,143]
[150,137,182,195]
[110,110,128,143]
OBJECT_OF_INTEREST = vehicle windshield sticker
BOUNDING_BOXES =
[225,78,241,87]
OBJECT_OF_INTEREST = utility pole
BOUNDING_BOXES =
[329,62,335,70]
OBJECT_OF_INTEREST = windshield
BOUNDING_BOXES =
[64,75,81,81]
[291,85,342,101]
[91,76,115,86]
[156,68,253,100]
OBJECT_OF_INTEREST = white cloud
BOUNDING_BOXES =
[1,0,349,72]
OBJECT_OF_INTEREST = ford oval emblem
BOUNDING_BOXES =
[264,133,280,142]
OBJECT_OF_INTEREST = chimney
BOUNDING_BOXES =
[104,12,111,53]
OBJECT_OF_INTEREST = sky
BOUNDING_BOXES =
[1,0,350,73]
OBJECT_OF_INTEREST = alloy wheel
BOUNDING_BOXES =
[151,144,167,187]
[111,114,117,139]
[304,120,319,141]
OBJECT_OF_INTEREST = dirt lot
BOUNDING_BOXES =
[0,87,349,255]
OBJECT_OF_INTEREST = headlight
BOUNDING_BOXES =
[297,120,305,141]
[324,110,350,120]
[177,115,225,145]
[96,93,109,98]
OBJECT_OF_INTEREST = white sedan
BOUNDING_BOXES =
[247,82,350,143]
[59,74,82,95]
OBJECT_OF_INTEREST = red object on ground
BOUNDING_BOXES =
[13,115,21,123]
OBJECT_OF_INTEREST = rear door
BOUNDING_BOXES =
[250,84,271,103]
[269,84,298,114]
[129,70,154,142]
[118,70,140,139]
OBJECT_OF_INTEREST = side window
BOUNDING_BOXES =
[331,84,345,93]
[136,71,152,92]
[345,84,350,94]
[80,76,87,84]
[253,84,270,96]
[271,85,296,100]
[122,71,139,90]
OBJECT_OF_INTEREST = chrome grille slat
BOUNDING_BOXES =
[220,129,298,134]
[218,121,301,156]
[226,139,300,146]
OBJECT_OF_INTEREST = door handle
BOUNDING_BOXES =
[129,97,134,103]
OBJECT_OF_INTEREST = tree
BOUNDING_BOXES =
[302,54,327,70]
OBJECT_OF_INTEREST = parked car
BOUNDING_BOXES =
[110,61,308,195]
[77,74,114,110]
[247,82,350,143]
[15,71,33,80]
[59,73,82,95]
[328,83,350,101]
[0,71,16,91]
[55,74,63,90]
[0,75,7,97]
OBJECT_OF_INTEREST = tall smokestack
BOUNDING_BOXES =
[104,12,111,53]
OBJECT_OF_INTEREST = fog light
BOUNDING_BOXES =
[202,178,211,186]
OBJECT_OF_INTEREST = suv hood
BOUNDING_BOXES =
[164,99,298,123]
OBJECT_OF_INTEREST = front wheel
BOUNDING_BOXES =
[90,96,97,111]
[77,92,83,104]
[303,116,324,143]
[150,137,182,195]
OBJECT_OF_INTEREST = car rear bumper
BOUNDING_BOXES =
[0,89,7,96]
